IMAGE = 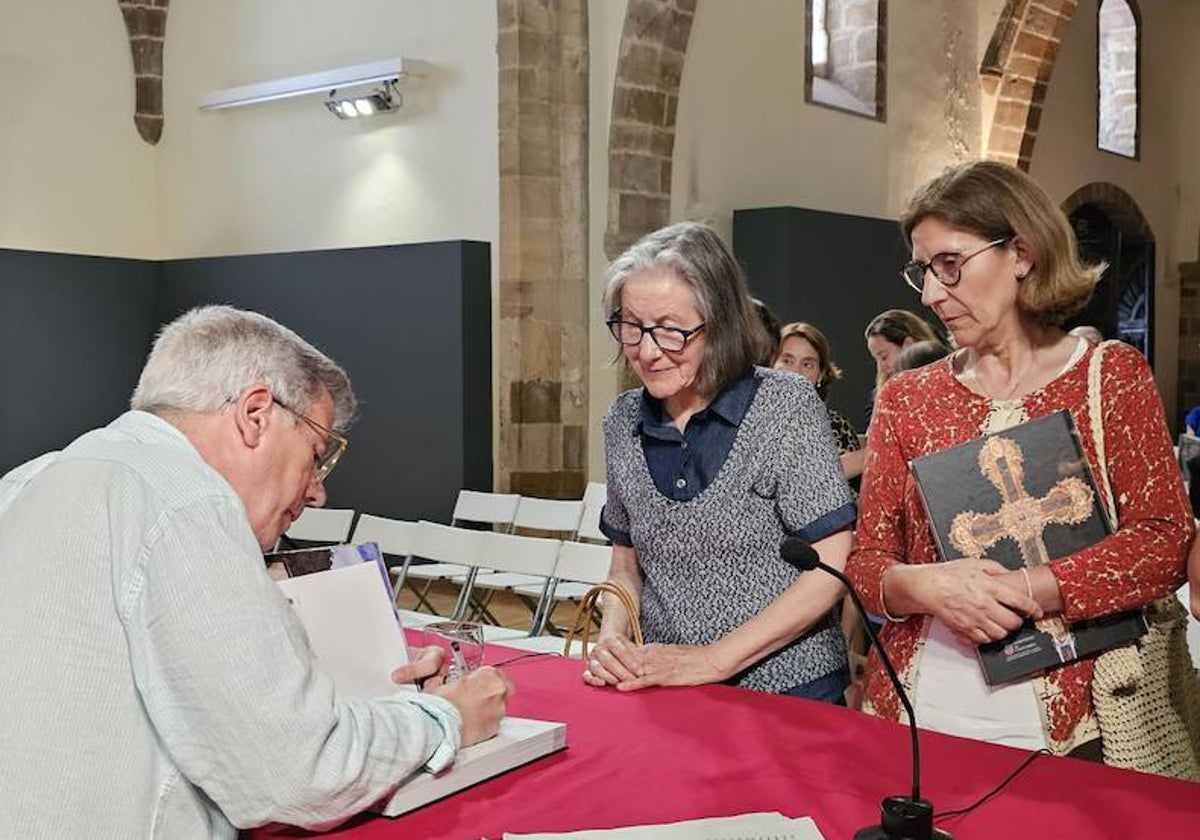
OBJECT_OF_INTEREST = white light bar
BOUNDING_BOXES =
[198,57,412,111]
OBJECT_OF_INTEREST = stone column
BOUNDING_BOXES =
[497,0,589,499]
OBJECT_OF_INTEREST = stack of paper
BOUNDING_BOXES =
[502,812,825,839]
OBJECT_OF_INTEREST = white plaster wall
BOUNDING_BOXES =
[159,0,498,259]
[585,0,628,481]
[0,0,158,257]
[1030,0,1180,415]
[670,0,982,244]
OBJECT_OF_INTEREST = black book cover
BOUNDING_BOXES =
[910,410,1147,685]
[264,542,386,581]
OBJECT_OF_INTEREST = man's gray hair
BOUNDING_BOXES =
[131,305,357,429]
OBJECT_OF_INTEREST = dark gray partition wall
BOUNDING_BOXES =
[1,242,491,523]
[159,241,492,522]
[0,250,159,470]
[733,207,941,431]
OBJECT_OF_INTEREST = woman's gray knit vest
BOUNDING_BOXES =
[603,367,850,693]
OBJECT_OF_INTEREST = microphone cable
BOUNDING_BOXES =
[934,747,1051,824]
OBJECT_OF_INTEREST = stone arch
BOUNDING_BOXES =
[604,0,697,260]
[118,0,169,145]
[980,0,1080,171]
[1060,181,1152,242]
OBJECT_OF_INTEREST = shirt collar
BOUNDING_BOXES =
[637,371,757,435]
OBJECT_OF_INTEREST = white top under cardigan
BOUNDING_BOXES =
[0,411,460,839]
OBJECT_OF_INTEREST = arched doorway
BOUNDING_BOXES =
[1062,184,1154,362]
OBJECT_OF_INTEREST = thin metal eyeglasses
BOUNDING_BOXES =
[900,238,1010,293]
[273,398,348,483]
[606,318,706,352]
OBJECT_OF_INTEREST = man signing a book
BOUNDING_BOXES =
[0,305,511,839]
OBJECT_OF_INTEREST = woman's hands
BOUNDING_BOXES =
[582,633,729,691]
[884,559,1044,645]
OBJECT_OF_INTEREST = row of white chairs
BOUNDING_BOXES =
[351,516,611,654]
[282,487,616,657]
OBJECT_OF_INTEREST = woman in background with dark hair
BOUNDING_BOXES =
[588,222,856,701]
[774,321,864,481]
[891,339,950,374]
[863,309,946,395]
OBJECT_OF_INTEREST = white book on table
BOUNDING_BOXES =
[269,542,568,817]
[502,812,825,839]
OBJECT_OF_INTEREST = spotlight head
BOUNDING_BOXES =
[324,80,402,120]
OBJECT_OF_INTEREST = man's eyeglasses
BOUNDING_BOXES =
[900,238,1010,293]
[606,318,706,352]
[273,398,348,483]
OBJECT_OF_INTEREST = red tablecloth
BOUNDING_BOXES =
[251,642,1200,839]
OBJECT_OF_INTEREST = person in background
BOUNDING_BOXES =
[891,339,951,374]
[589,222,857,702]
[847,160,1191,762]
[1068,324,1104,345]
[863,308,946,396]
[0,305,510,839]
[752,296,783,365]
[774,321,864,481]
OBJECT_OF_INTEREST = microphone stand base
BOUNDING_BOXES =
[853,796,954,840]
[853,829,953,840]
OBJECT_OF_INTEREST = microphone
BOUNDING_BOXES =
[780,536,951,840]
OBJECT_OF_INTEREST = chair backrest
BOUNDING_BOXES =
[451,490,521,528]
[554,541,612,585]
[512,496,584,535]
[350,514,418,557]
[478,531,561,577]
[576,503,608,543]
[285,507,356,543]
[582,481,607,508]
[413,521,486,567]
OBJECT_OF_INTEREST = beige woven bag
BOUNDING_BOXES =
[563,581,644,658]
[1086,341,1200,780]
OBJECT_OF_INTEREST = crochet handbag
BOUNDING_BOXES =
[563,581,643,658]
[1086,341,1200,780]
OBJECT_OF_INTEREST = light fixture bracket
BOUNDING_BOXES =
[198,57,413,111]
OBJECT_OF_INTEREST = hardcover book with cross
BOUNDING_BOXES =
[910,410,1148,685]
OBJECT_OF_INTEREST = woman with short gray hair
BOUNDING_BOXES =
[588,222,857,700]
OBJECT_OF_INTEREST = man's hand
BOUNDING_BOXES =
[391,646,447,689]
[430,667,513,746]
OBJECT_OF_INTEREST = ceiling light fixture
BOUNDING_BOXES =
[198,57,414,113]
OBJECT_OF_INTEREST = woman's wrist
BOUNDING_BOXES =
[879,565,910,621]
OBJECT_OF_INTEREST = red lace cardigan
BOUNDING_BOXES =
[847,341,1192,754]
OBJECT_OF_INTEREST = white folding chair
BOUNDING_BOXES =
[1177,584,1200,672]
[582,481,607,508]
[394,521,488,622]
[452,489,521,530]
[394,490,518,616]
[576,503,609,544]
[504,541,614,655]
[348,514,440,627]
[512,496,585,537]
[459,531,562,642]
[285,507,356,544]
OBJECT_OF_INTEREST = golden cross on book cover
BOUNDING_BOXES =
[909,410,1148,686]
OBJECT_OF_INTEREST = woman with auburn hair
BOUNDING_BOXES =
[846,160,1193,765]
[774,321,864,480]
